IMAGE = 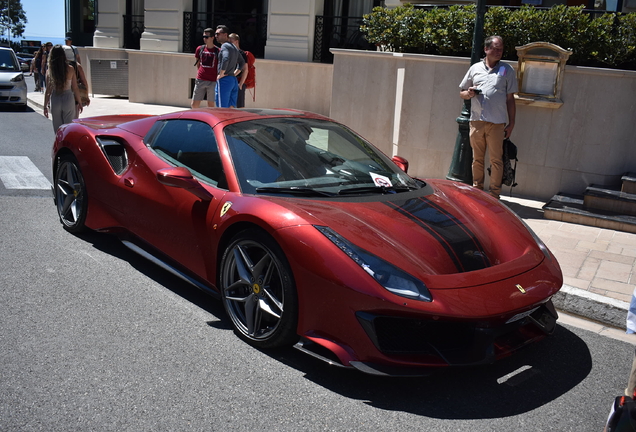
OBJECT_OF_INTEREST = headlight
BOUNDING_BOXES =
[10,74,24,83]
[315,225,432,302]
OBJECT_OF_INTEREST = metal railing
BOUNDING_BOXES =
[313,16,375,64]
[123,14,144,50]
[182,11,267,57]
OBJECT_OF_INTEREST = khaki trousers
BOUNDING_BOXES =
[469,121,505,198]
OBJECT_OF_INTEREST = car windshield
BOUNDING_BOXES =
[0,50,20,72]
[224,118,421,196]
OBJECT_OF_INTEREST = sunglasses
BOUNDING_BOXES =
[202,35,210,38]
[215,32,224,36]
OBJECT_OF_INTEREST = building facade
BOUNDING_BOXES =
[71,0,634,62]
[89,0,392,62]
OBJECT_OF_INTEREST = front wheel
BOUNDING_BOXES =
[219,229,298,349]
[54,155,88,233]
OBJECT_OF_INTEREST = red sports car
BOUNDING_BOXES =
[52,108,562,376]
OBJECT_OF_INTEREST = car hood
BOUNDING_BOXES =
[261,179,548,288]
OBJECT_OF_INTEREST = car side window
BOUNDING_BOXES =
[146,119,227,189]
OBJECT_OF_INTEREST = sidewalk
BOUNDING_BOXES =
[27,89,636,331]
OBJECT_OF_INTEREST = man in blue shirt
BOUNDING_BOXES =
[214,25,246,108]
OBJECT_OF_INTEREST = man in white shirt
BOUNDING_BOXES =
[459,36,517,199]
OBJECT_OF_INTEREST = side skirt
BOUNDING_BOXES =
[120,240,220,299]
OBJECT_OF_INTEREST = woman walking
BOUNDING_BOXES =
[43,45,83,132]
[31,45,44,92]
[40,42,52,91]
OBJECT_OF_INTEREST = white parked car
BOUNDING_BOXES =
[0,47,28,111]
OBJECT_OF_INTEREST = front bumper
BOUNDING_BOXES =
[350,300,558,374]
[0,82,28,107]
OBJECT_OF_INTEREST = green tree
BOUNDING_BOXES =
[0,0,27,40]
[362,5,636,69]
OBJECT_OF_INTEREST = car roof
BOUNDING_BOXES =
[181,107,331,126]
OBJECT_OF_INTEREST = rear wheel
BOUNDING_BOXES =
[220,229,298,349]
[54,155,88,233]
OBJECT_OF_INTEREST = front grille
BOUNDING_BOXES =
[356,304,556,366]
[372,316,476,355]
[0,85,12,90]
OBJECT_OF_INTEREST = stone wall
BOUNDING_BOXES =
[79,47,333,116]
[77,47,636,201]
[330,49,636,200]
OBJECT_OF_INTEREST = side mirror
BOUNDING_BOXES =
[391,156,409,173]
[157,167,213,201]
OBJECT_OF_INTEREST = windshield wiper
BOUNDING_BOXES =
[255,186,336,197]
[337,185,416,195]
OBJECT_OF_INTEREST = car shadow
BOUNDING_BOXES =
[75,230,228,322]
[500,197,546,221]
[0,104,31,112]
[267,323,592,419]
[75,229,592,420]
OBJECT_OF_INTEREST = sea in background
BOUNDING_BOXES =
[21,36,66,46]
[4,36,66,48]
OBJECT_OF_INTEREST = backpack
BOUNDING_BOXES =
[243,51,256,89]
[605,394,636,432]
[487,138,518,196]
[502,138,518,188]
[243,50,256,101]
[194,45,204,67]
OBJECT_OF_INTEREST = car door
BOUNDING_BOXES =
[117,118,228,280]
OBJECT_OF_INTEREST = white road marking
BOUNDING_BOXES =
[497,365,534,385]
[0,156,51,190]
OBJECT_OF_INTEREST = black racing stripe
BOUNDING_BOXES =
[418,196,491,269]
[386,200,465,272]
[386,197,490,273]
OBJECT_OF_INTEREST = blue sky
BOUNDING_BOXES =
[19,0,65,44]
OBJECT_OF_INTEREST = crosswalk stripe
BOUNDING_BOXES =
[0,156,52,190]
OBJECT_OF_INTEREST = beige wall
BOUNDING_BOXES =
[79,47,333,115]
[78,47,636,201]
[330,49,636,200]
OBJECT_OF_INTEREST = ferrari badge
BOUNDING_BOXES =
[220,202,233,217]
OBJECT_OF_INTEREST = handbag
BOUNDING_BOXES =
[78,81,89,107]
[70,60,90,107]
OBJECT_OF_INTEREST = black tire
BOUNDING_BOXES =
[219,229,298,349]
[54,155,88,233]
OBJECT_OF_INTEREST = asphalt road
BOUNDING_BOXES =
[0,102,634,431]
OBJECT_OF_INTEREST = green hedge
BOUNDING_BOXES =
[361,4,636,69]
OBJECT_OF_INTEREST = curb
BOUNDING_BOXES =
[553,285,629,330]
[27,95,44,111]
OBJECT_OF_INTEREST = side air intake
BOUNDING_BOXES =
[96,137,128,175]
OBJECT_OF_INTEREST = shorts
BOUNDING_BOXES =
[215,75,238,108]
[192,79,216,103]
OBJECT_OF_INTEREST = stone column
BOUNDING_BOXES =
[94,0,126,48]
[140,0,188,52]
[265,0,323,62]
